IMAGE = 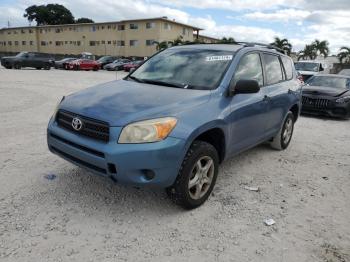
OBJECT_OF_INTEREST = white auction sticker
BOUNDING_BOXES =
[206,55,233,62]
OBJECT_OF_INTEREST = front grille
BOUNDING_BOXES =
[56,110,110,142]
[50,133,105,158]
[302,96,330,109]
[51,146,107,174]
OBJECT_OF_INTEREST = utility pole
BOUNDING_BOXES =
[7,20,10,28]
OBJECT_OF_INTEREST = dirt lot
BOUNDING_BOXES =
[0,66,349,262]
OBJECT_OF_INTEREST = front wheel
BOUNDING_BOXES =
[43,63,51,70]
[167,141,219,209]
[270,111,295,150]
[14,63,21,69]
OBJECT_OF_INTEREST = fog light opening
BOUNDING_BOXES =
[142,169,155,181]
[108,163,117,174]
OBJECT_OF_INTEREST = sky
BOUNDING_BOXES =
[1,0,350,54]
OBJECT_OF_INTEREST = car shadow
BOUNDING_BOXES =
[301,113,348,121]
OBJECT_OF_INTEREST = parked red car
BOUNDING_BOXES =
[67,59,100,71]
[123,60,143,72]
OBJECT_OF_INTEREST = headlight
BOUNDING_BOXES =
[336,96,350,103]
[118,117,177,144]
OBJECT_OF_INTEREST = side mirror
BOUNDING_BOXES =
[228,79,260,96]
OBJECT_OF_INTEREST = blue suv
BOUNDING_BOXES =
[47,43,301,209]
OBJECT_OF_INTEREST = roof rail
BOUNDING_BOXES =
[236,42,286,54]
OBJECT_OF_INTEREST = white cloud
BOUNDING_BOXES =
[243,9,310,22]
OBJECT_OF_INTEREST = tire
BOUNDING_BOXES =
[43,63,51,70]
[14,63,21,69]
[270,111,295,150]
[4,65,12,69]
[93,66,99,71]
[167,141,219,209]
[74,65,79,71]
[36,67,42,70]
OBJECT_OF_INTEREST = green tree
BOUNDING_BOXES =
[23,4,75,25]
[270,37,292,55]
[218,37,236,44]
[337,46,350,64]
[75,17,94,24]
[312,39,330,58]
[298,44,317,61]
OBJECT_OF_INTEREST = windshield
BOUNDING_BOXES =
[295,62,320,72]
[130,48,235,90]
[15,52,28,57]
[306,76,350,89]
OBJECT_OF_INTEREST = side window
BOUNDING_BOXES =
[263,53,283,85]
[232,53,263,86]
[281,56,293,80]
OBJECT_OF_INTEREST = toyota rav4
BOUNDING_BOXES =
[47,43,302,209]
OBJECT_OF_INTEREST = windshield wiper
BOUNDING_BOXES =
[140,79,191,89]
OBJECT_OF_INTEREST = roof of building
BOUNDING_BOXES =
[195,34,219,41]
[0,17,202,31]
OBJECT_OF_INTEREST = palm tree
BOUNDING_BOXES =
[153,41,169,51]
[312,39,329,58]
[337,46,350,64]
[270,37,292,55]
[298,44,317,61]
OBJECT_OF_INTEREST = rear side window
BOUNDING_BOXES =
[232,53,263,86]
[263,54,283,85]
[281,56,293,80]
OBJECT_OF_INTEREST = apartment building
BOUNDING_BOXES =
[0,17,202,57]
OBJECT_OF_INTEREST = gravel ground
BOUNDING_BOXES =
[0,66,349,262]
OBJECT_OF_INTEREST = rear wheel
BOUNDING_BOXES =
[93,66,99,71]
[167,141,219,209]
[270,111,294,150]
[43,63,51,70]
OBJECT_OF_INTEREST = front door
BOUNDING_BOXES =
[227,52,269,155]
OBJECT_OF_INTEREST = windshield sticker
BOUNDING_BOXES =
[206,55,233,62]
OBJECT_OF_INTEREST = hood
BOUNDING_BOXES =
[59,79,211,126]
[303,86,349,97]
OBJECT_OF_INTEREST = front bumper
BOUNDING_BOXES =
[301,96,350,119]
[47,119,186,188]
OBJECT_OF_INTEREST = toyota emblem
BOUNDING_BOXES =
[72,117,83,131]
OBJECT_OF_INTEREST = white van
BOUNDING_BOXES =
[294,60,333,81]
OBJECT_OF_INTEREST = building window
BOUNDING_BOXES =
[29,29,33,33]
[91,26,96,32]
[55,28,61,33]
[117,24,125,30]
[14,31,18,34]
[146,22,155,29]
[101,26,105,30]
[30,41,34,46]
[107,25,111,29]
[129,23,138,30]
[7,31,11,35]
[164,23,172,30]
[117,40,125,46]
[40,41,46,46]
[22,41,26,45]
[146,40,155,46]
[130,40,138,46]
[107,41,111,44]
[21,29,26,34]
[101,40,105,44]
[65,41,68,44]
[77,41,81,46]
[55,41,63,46]
[15,41,19,46]
[8,41,12,45]
[89,41,96,46]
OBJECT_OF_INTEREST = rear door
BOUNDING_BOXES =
[228,52,269,153]
[262,53,291,134]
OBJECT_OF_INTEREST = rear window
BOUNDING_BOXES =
[281,56,293,80]
[263,54,283,85]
